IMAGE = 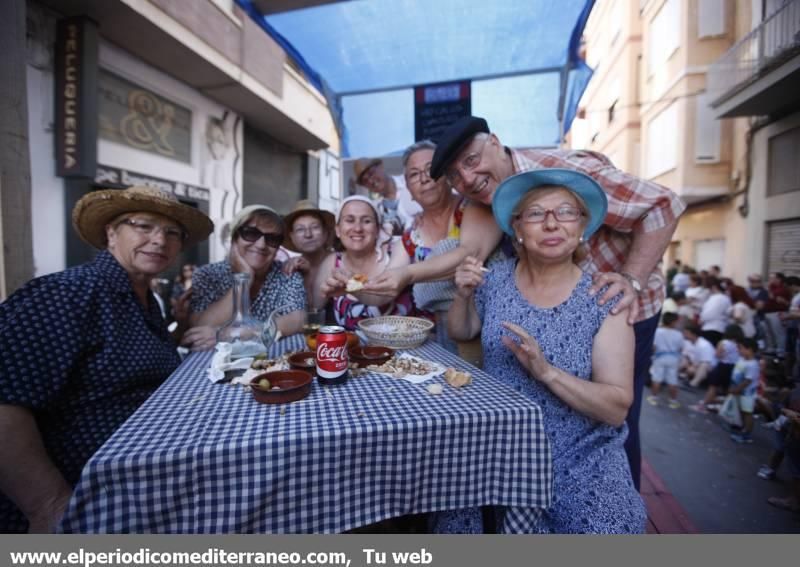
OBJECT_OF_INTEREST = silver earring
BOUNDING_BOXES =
[517,237,523,244]
[579,236,585,243]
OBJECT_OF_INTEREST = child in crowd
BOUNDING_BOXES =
[648,313,685,408]
[730,338,761,444]
[691,325,743,413]
[682,324,717,388]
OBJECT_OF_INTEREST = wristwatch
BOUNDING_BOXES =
[621,272,643,293]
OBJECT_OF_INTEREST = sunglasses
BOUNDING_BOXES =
[237,226,283,248]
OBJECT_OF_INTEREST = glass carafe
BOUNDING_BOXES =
[216,273,266,359]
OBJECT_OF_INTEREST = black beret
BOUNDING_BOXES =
[430,116,490,180]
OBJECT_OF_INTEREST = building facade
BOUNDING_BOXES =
[571,0,800,282]
[3,0,342,297]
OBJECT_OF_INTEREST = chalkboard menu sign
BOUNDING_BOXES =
[414,81,471,143]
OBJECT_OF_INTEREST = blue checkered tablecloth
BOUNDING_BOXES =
[58,336,552,533]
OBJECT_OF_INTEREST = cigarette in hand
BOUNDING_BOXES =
[479,266,491,273]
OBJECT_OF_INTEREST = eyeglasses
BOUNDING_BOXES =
[444,136,489,187]
[237,226,283,248]
[405,163,432,187]
[292,224,323,236]
[516,206,584,224]
[121,218,186,243]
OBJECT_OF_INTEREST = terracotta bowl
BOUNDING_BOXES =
[287,351,316,372]
[306,331,359,350]
[348,345,393,367]
[250,370,312,404]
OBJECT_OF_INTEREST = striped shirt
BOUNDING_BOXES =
[511,148,686,322]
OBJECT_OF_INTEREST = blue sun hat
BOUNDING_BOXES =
[492,169,608,239]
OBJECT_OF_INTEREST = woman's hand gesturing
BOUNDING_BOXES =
[501,321,557,385]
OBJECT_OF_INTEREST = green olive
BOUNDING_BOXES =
[258,378,271,389]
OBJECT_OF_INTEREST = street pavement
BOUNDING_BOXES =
[641,384,800,533]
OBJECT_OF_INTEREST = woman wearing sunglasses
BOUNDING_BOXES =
[183,205,306,351]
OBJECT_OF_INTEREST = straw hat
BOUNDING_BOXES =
[72,185,214,249]
[282,200,335,252]
[352,158,382,184]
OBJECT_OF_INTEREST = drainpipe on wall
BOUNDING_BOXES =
[738,116,771,218]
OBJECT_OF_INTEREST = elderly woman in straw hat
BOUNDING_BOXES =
[441,170,645,534]
[0,185,212,533]
[280,199,335,303]
[182,205,305,351]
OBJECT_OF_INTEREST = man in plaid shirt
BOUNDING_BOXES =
[367,117,685,490]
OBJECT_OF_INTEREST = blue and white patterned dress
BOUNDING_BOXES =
[437,258,646,534]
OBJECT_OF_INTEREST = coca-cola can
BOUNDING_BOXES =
[315,325,349,385]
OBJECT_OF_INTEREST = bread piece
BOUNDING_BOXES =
[345,273,368,293]
[444,367,472,388]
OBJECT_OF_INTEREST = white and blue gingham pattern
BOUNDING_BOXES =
[58,338,552,533]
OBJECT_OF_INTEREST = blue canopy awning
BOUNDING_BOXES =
[238,0,595,157]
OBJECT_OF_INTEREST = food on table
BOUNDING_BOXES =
[345,273,368,293]
[252,355,289,371]
[444,368,472,388]
[257,378,271,389]
[349,366,367,377]
[367,356,438,378]
[426,384,443,395]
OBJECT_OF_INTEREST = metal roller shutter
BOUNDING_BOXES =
[766,219,800,277]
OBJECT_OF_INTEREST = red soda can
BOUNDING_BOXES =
[315,325,349,385]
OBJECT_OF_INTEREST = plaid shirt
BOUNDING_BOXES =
[511,148,686,322]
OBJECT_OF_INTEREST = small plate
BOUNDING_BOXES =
[287,351,316,372]
[348,345,393,367]
[250,370,312,404]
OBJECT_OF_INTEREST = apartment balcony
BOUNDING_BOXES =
[707,0,800,118]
